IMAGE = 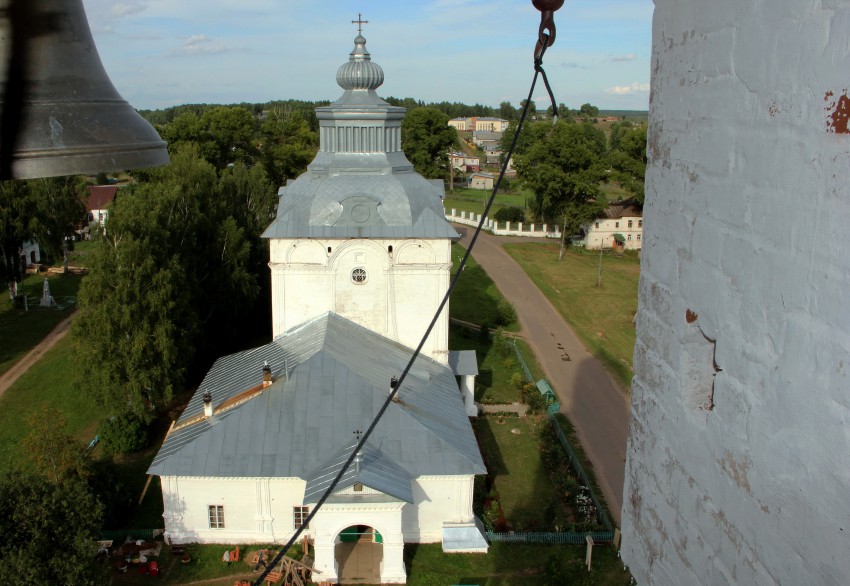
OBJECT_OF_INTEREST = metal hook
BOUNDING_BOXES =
[535,12,556,60]
[532,0,564,60]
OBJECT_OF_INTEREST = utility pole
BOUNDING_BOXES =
[558,214,567,261]
[596,235,604,287]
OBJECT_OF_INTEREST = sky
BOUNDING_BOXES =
[80,0,653,112]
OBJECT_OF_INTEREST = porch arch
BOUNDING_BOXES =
[334,524,383,584]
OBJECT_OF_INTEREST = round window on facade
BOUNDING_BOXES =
[351,267,367,284]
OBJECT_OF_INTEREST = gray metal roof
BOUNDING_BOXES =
[449,350,479,376]
[261,34,459,242]
[148,312,485,480]
[442,518,489,552]
[303,442,414,504]
[262,174,459,240]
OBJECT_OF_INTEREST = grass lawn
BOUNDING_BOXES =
[450,327,519,405]
[0,272,81,376]
[112,543,304,585]
[450,243,518,332]
[0,331,166,529]
[0,334,97,471]
[474,415,568,531]
[443,186,532,218]
[503,241,639,389]
[66,239,99,268]
[405,542,630,586]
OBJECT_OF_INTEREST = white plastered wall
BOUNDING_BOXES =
[621,1,850,584]
[160,474,476,548]
[269,237,452,363]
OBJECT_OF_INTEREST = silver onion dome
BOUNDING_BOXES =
[336,34,384,91]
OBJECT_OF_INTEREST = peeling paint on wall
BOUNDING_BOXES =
[825,90,850,134]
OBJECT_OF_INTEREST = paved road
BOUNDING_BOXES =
[456,227,629,525]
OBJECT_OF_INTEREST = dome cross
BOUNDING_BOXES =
[352,13,369,34]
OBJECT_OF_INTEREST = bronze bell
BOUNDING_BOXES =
[0,0,169,179]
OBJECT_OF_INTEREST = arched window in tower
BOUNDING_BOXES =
[351,267,367,284]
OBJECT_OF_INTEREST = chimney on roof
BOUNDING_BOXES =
[262,361,272,388]
[203,390,213,417]
[390,376,400,403]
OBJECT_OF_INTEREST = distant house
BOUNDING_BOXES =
[85,185,118,229]
[467,172,495,190]
[471,131,502,153]
[20,240,41,267]
[574,199,643,250]
[448,117,509,133]
[449,152,480,172]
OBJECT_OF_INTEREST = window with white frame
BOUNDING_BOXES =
[294,506,310,529]
[638,220,643,227]
[209,505,225,529]
[628,220,633,228]
[615,221,620,228]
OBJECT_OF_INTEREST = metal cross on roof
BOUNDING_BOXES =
[352,13,368,34]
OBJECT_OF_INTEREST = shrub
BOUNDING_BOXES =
[496,300,517,326]
[510,372,525,390]
[521,384,547,413]
[99,412,150,456]
[493,206,525,223]
[503,356,515,370]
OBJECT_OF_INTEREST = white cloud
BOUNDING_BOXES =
[609,53,637,62]
[173,34,229,56]
[110,1,148,18]
[606,82,650,95]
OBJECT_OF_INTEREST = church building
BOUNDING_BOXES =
[148,31,487,584]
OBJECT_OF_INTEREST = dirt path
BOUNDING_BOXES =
[456,227,629,525]
[0,311,76,398]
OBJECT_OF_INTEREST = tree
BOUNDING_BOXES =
[0,180,30,290]
[200,106,259,169]
[499,101,517,120]
[0,473,108,586]
[608,124,647,202]
[27,176,87,273]
[520,99,537,118]
[0,410,108,585]
[19,407,91,483]
[514,121,607,236]
[73,145,265,419]
[401,108,457,179]
[259,109,317,186]
[579,103,600,118]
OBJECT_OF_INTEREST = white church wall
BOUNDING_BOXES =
[402,476,476,542]
[269,238,452,363]
[161,476,308,545]
[622,2,850,585]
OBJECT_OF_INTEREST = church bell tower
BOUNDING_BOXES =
[262,32,458,364]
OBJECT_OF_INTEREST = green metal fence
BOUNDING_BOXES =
[486,530,613,544]
[508,339,615,537]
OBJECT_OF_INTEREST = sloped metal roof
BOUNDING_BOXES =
[262,174,458,240]
[449,350,479,377]
[148,313,485,480]
[442,518,489,553]
[303,442,414,504]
